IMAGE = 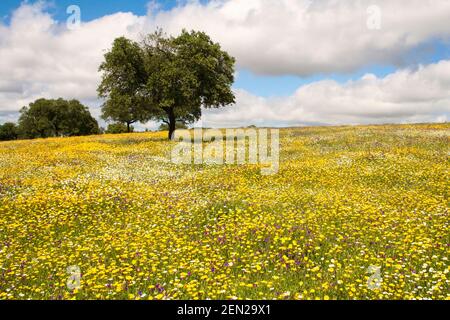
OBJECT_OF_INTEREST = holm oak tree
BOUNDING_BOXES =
[98,29,235,139]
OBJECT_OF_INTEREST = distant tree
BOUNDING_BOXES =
[18,98,99,139]
[98,29,236,140]
[60,100,100,136]
[98,37,151,133]
[18,100,58,138]
[105,123,134,134]
[158,121,188,132]
[0,122,18,141]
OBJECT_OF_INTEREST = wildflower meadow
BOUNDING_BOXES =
[0,123,448,300]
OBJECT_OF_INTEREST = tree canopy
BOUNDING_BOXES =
[98,37,150,133]
[105,123,134,134]
[98,29,236,139]
[18,98,99,139]
[0,122,18,141]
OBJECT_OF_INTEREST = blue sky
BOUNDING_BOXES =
[0,0,311,97]
[0,0,447,98]
[0,0,449,127]
[0,1,209,23]
[1,0,167,22]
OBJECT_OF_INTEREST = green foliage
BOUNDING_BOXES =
[98,37,150,132]
[105,123,134,134]
[98,29,236,140]
[18,98,99,139]
[0,122,18,141]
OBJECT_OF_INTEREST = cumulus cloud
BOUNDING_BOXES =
[0,2,145,121]
[203,60,450,127]
[148,0,450,75]
[0,1,449,127]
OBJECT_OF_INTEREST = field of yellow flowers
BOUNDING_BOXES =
[0,124,448,300]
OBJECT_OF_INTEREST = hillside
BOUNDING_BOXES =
[0,123,448,300]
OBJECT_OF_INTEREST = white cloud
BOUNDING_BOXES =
[0,2,145,121]
[203,60,450,127]
[148,0,450,75]
[0,1,449,127]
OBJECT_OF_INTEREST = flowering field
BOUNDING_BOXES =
[0,124,448,300]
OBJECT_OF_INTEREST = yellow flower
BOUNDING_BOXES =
[0,124,447,300]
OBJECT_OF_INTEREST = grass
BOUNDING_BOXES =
[0,123,448,300]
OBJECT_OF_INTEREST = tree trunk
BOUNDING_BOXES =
[167,108,176,141]
[127,122,131,133]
